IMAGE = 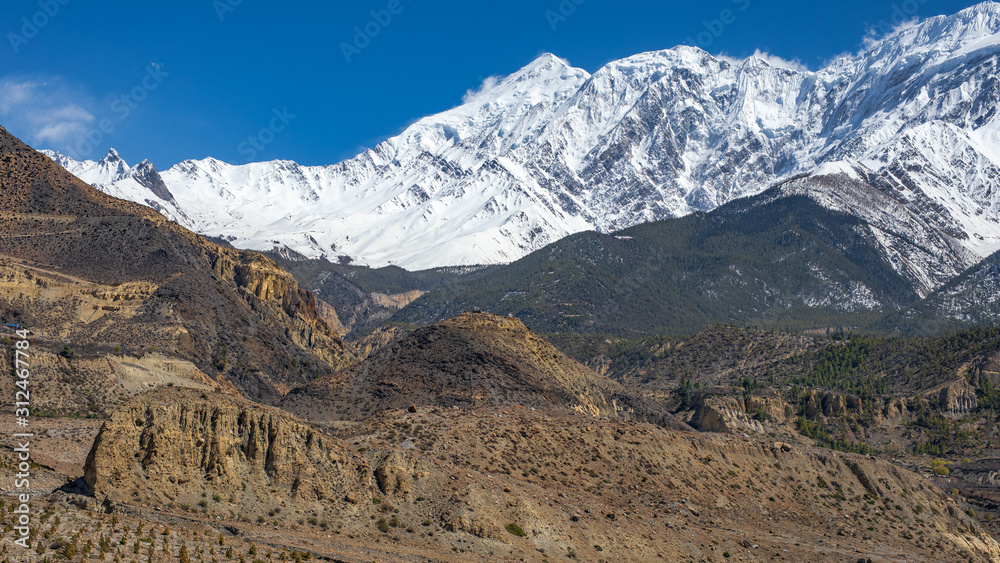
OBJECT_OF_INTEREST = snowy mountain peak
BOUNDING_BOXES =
[518,52,578,75]
[461,52,589,108]
[92,147,129,182]
[100,147,122,162]
[858,1,1000,70]
[39,149,75,170]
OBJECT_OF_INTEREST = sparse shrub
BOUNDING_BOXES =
[931,459,950,476]
[505,523,527,537]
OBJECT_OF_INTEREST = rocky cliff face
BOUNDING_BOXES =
[924,378,980,415]
[690,380,980,438]
[690,394,794,434]
[207,247,356,372]
[85,389,372,517]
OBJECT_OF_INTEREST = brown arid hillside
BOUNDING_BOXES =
[281,312,673,426]
[0,126,356,406]
[29,388,997,562]
[547,326,821,395]
[348,322,415,359]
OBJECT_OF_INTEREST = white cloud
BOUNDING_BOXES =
[716,50,810,72]
[862,17,921,49]
[462,75,501,104]
[0,75,96,157]
[749,49,809,72]
[0,80,35,113]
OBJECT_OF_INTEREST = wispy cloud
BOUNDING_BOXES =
[0,75,96,157]
[749,49,809,72]
[862,17,921,50]
[462,75,501,104]
[717,49,810,72]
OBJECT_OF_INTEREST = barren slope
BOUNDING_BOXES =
[75,388,1000,562]
[0,125,356,405]
[281,313,670,425]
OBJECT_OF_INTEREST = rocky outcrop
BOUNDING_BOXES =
[370,290,425,310]
[973,352,1000,388]
[85,282,157,301]
[924,378,979,415]
[882,396,909,420]
[316,299,347,336]
[350,324,413,358]
[690,394,794,434]
[374,451,419,498]
[208,248,357,372]
[85,388,371,519]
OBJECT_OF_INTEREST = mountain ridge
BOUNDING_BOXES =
[43,2,1000,276]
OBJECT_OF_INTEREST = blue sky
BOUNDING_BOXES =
[0,0,983,168]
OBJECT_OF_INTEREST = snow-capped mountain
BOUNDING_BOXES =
[44,148,189,223]
[46,2,1000,281]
